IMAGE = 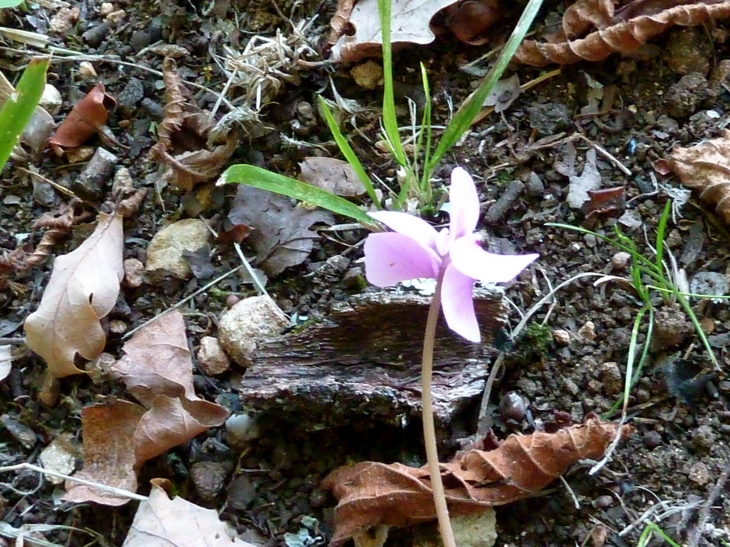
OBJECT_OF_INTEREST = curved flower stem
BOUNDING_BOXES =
[422,272,456,547]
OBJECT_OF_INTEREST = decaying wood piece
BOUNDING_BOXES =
[668,130,730,224]
[516,0,730,67]
[322,415,633,546]
[238,289,506,427]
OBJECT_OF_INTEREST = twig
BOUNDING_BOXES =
[476,352,504,436]
[122,265,243,339]
[0,337,25,345]
[0,463,147,501]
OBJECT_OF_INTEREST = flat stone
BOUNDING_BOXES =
[218,296,289,367]
[145,219,210,282]
[196,336,231,376]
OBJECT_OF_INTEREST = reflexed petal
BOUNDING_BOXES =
[364,232,441,287]
[450,235,538,283]
[448,167,480,240]
[441,263,480,343]
[369,211,439,253]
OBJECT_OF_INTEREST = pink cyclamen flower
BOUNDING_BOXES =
[364,167,539,343]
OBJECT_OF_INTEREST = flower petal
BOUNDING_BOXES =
[441,263,480,342]
[448,167,480,240]
[364,232,441,287]
[450,235,538,284]
[369,211,439,253]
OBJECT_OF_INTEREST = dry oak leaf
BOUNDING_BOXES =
[323,416,631,546]
[299,157,367,197]
[515,0,730,67]
[330,0,459,63]
[48,83,116,155]
[667,130,730,224]
[123,481,257,547]
[24,213,124,378]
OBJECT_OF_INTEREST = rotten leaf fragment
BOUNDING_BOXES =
[24,213,124,378]
[123,481,257,547]
[516,0,730,67]
[48,83,116,155]
[228,185,334,275]
[323,416,631,546]
[668,131,730,224]
[64,311,229,505]
[299,157,367,197]
[329,0,458,62]
[149,58,237,192]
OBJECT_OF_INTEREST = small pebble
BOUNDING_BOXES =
[688,461,710,486]
[78,61,98,80]
[642,430,663,449]
[592,494,615,509]
[579,321,596,342]
[611,251,631,270]
[99,2,114,15]
[190,461,230,503]
[123,258,145,288]
[197,337,231,376]
[553,329,571,346]
[499,392,527,421]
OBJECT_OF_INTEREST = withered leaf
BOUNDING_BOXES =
[323,416,631,546]
[123,482,257,547]
[299,157,367,197]
[668,130,730,224]
[24,213,124,378]
[48,83,116,155]
[229,185,334,276]
[516,0,730,67]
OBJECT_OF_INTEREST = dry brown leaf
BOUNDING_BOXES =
[48,83,116,155]
[63,400,146,506]
[515,0,730,67]
[229,185,334,275]
[330,0,458,62]
[323,416,631,546]
[444,0,500,45]
[122,482,257,547]
[156,57,190,150]
[64,312,228,506]
[299,157,367,197]
[667,130,730,224]
[24,213,124,378]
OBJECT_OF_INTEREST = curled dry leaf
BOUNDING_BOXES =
[515,0,730,67]
[122,482,257,547]
[150,59,237,192]
[24,213,123,378]
[48,83,116,155]
[64,311,229,505]
[668,130,730,224]
[323,416,632,546]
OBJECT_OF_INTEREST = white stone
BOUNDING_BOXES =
[39,434,78,484]
[39,84,63,116]
[218,295,288,367]
[197,336,230,376]
[145,219,211,282]
[225,412,261,450]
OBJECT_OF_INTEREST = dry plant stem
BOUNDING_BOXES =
[422,271,456,547]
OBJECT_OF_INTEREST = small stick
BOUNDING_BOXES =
[0,463,147,501]
[686,459,730,547]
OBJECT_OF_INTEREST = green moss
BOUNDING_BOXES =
[516,321,553,361]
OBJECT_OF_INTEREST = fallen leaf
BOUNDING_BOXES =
[65,312,229,505]
[24,213,124,378]
[229,185,334,276]
[149,137,237,192]
[0,345,11,382]
[63,400,146,506]
[299,157,367,197]
[445,0,500,45]
[323,415,632,546]
[122,482,257,547]
[668,131,730,224]
[515,0,730,67]
[330,0,458,63]
[48,83,116,155]
[482,74,521,114]
[156,57,189,150]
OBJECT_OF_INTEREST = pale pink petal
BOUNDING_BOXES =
[364,232,441,287]
[369,211,439,253]
[448,167,480,240]
[441,263,480,343]
[450,235,538,284]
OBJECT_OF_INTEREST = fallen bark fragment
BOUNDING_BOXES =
[323,415,633,546]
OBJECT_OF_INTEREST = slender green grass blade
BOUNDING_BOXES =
[0,56,49,171]
[0,0,24,7]
[318,97,381,208]
[418,62,433,201]
[427,0,543,171]
[654,200,672,286]
[378,0,407,167]
[221,164,372,223]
